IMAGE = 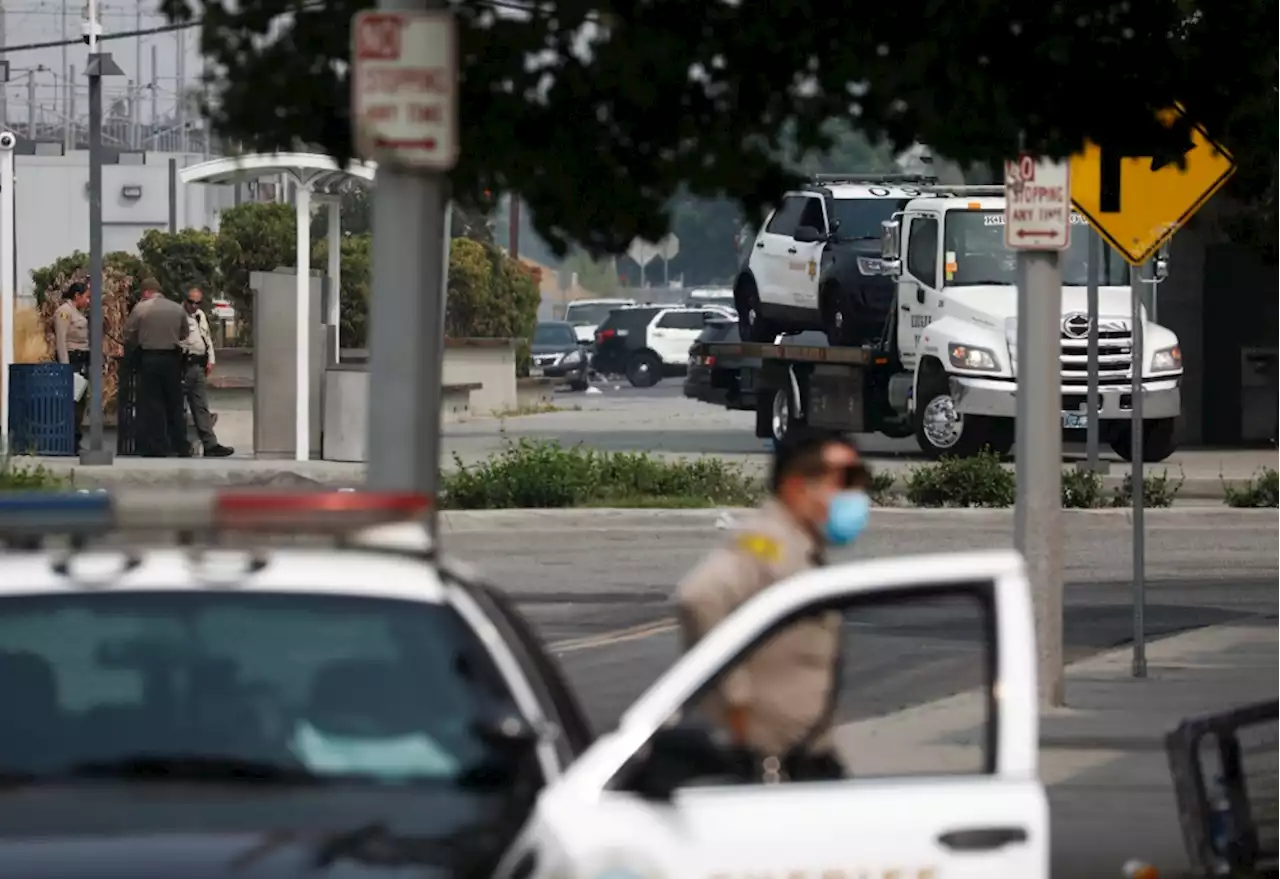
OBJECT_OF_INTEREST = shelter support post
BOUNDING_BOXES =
[294,182,312,462]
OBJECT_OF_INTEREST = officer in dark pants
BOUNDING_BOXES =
[123,278,189,457]
[53,282,92,450]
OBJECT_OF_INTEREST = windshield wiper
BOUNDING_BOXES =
[60,755,327,784]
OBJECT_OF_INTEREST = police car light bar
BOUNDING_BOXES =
[0,490,430,539]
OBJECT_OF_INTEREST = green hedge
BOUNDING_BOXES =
[1223,468,1279,508]
[440,439,762,509]
[0,455,69,490]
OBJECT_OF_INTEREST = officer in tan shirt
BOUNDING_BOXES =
[676,427,872,781]
[53,282,92,449]
[123,278,189,456]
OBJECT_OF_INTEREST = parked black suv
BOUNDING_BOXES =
[683,319,759,411]
[593,305,730,387]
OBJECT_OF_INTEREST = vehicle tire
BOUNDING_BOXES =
[625,351,662,388]
[568,377,589,392]
[1109,418,1178,463]
[756,387,805,449]
[735,275,778,343]
[913,369,1010,459]
[820,283,858,347]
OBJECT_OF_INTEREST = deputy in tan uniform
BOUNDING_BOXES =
[123,278,188,457]
[676,427,872,781]
[180,288,233,457]
[54,282,92,449]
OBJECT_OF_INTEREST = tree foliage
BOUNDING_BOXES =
[30,251,148,306]
[312,232,373,347]
[168,0,1276,261]
[444,238,540,341]
[137,228,221,299]
[216,202,299,310]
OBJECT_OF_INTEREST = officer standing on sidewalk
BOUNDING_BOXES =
[181,288,234,457]
[123,278,189,457]
[54,282,92,450]
[675,427,873,781]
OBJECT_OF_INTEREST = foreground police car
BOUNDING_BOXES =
[497,549,1048,879]
[0,490,591,878]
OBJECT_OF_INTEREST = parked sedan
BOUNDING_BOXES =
[531,321,591,391]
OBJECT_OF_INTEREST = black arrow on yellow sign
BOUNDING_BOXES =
[1098,113,1197,213]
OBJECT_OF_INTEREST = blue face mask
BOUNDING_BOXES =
[823,490,871,546]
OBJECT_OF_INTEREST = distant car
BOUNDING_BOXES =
[531,321,591,391]
[682,319,759,411]
[684,287,737,315]
[562,298,636,344]
[592,305,732,388]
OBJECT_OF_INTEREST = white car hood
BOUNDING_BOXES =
[943,284,1142,326]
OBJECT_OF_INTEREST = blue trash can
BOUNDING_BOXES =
[6,363,76,456]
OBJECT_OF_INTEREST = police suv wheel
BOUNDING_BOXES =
[625,351,662,388]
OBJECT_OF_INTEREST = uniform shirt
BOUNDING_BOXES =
[182,308,216,365]
[125,295,188,351]
[676,498,842,759]
[53,301,89,362]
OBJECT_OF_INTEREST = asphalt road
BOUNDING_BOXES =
[446,512,1280,733]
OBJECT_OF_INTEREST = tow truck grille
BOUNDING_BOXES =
[1060,322,1132,386]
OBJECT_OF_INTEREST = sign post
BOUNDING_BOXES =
[353,5,458,538]
[1071,106,1236,679]
[1084,233,1103,472]
[1005,153,1071,707]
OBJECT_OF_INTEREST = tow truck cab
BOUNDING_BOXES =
[695,187,1184,461]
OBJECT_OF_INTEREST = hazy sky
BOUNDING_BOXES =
[1,0,204,128]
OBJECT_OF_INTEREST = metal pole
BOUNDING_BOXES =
[0,136,15,449]
[150,45,158,132]
[67,65,76,146]
[1014,249,1065,707]
[364,0,451,538]
[26,74,35,139]
[175,29,186,153]
[293,183,311,462]
[60,0,68,122]
[326,200,341,363]
[167,157,177,232]
[1130,261,1146,678]
[81,21,120,465]
[1085,231,1101,471]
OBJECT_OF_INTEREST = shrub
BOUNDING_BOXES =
[904,449,1016,507]
[312,233,372,348]
[1061,468,1107,508]
[440,439,762,509]
[1222,468,1278,508]
[868,470,898,506]
[30,250,148,305]
[1111,468,1183,508]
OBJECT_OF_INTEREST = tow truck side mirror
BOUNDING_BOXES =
[1153,243,1170,281]
[880,220,903,279]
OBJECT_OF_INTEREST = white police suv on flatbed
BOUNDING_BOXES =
[736,174,931,347]
[0,489,593,878]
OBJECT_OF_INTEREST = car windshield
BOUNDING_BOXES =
[943,210,1130,287]
[0,592,524,786]
[534,324,577,346]
[564,303,626,326]
[831,198,911,240]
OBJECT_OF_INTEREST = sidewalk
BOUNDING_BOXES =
[835,621,1279,877]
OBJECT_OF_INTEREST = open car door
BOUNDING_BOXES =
[497,549,1048,879]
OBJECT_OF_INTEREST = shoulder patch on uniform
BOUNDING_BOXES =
[735,532,782,563]
[57,310,69,320]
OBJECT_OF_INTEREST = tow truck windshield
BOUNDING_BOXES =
[0,591,522,787]
[944,209,1130,287]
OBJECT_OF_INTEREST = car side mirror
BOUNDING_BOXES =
[792,225,822,244]
[880,219,903,278]
[1153,243,1170,281]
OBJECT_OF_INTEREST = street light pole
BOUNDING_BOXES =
[80,0,122,466]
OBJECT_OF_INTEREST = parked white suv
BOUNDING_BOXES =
[735,175,933,346]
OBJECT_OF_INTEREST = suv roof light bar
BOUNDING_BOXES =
[809,173,939,185]
[914,185,1006,197]
[0,490,430,540]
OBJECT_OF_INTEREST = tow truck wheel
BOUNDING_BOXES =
[820,284,857,347]
[758,387,804,448]
[913,372,1013,459]
[1109,418,1178,463]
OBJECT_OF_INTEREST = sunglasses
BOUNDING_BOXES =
[842,463,871,490]
[185,299,200,305]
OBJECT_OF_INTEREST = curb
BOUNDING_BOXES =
[437,505,1277,532]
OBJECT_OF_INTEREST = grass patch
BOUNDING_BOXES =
[491,402,568,417]
[440,439,763,509]
[1222,468,1278,508]
[0,452,70,490]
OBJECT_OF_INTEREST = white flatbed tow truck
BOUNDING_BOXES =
[693,186,1184,460]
